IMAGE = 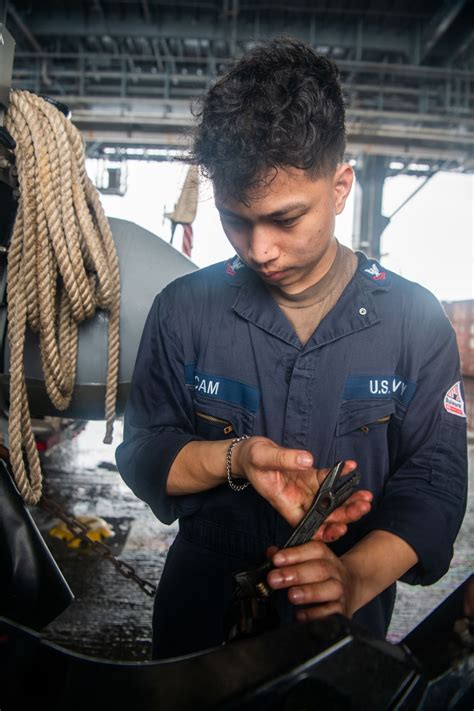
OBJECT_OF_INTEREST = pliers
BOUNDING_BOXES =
[226,462,361,641]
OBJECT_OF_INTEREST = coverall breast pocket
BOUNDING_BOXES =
[335,401,395,470]
[193,397,254,441]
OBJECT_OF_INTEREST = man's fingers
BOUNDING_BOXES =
[288,578,344,606]
[345,499,372,521]
[312,495,372,539]
[250,440,313,472]
[315,522,347,542]
[271,540,330,568]
[347,490,373,502]
[322,490,373,524]
[324,496,372,525]
[268,557,338,590]
[340,459,357,476]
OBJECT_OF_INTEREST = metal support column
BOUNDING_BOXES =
[352,154,390,260]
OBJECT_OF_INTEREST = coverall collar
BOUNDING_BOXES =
[232,252,391,352]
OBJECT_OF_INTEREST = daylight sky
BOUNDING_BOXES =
[90,160,473,303]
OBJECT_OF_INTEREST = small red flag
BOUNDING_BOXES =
[182,223,193,258]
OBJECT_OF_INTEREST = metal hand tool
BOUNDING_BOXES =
[226,462,361,641]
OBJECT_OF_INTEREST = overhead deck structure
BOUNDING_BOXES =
[3,0,474,256]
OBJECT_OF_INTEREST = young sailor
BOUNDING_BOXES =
[116,38,467,658]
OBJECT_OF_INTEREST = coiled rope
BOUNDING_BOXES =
[4,90,120,505]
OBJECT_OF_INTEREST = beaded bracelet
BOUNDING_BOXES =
[226,435,250,491]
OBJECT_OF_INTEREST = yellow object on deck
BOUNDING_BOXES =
[49,515,115,549]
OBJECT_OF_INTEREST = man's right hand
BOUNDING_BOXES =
[167,436,372,544]
[232,436,372,539]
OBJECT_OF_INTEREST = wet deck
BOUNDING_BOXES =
[30,420,473,660]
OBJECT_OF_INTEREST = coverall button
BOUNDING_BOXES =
[359,307,367,316]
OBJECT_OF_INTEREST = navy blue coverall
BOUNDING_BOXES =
[116,252,467,658]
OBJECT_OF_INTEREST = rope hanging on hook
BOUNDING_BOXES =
[4,90,121,505]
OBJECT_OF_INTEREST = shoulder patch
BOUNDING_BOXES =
[362,260,389,283]
[225,255,245,277]
[444,381,466,418]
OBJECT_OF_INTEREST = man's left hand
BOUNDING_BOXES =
[312,487,372,544]
[266,541,358,620]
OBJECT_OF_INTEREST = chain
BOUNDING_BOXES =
[40,496,157,597]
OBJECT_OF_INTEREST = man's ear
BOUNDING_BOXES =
[333,164,354,215]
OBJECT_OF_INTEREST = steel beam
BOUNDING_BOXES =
[141,0,152,24]
[386,173,436,221]
[449,27,474,64]
[420,0,466,62]
[36,87,472,168]
[10,56,474,126]
[12,50,474,81]
[352,155,390,259]
[20,15,412,56]
[7,5,42,52]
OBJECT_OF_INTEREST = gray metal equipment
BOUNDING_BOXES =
[0,218,197,419]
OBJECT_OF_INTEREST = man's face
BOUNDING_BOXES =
[215,165,353,295]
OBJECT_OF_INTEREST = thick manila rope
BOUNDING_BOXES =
[4,90,120,505]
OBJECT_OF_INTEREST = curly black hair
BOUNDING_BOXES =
[190,37,346,202]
